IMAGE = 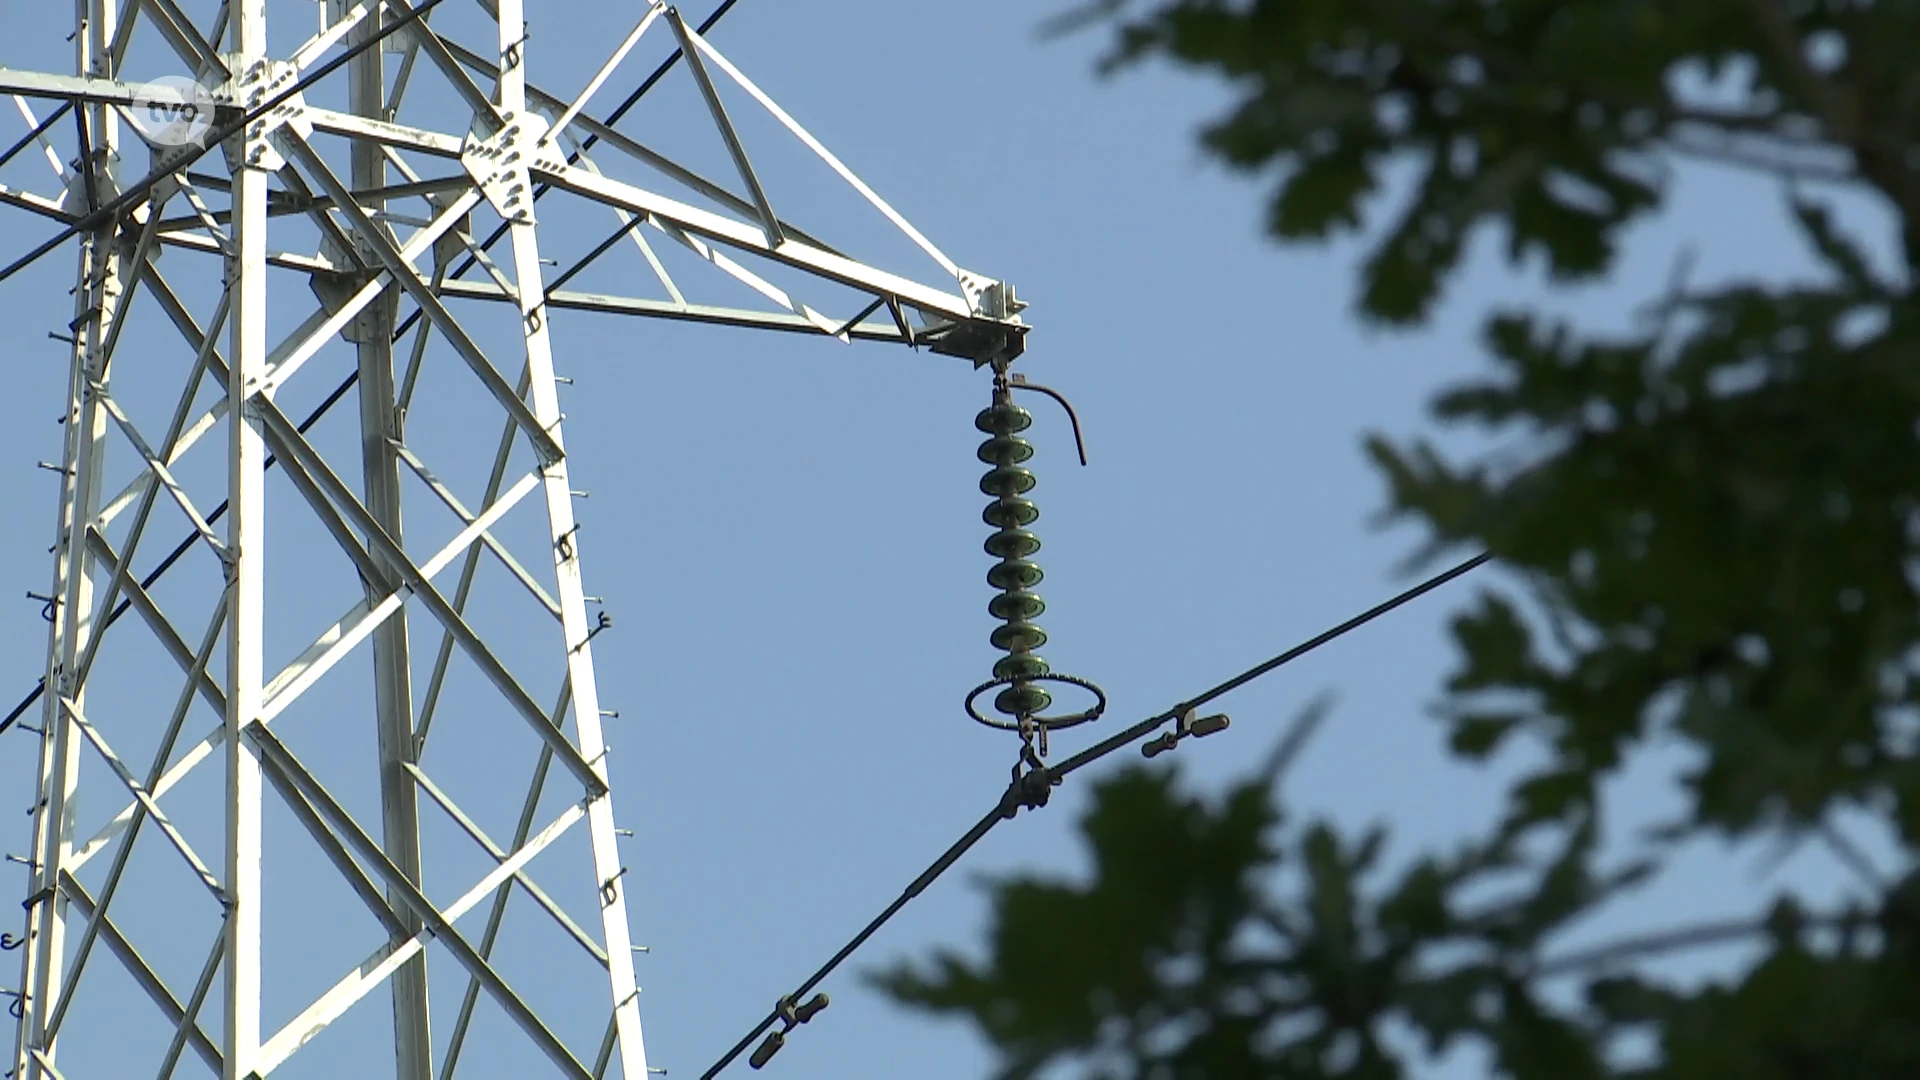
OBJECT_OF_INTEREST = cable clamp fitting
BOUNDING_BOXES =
[1142,707,1230,759]
[749,992,828,1070]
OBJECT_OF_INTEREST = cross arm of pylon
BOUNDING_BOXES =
[433,30,1024,356]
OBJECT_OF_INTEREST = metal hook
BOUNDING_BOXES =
[1008,375,1088,466]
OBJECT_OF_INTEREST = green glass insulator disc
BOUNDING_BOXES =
[989,590,1046,621]
[985,529,1041,559]
[993,653,1050,681]
[991,621,1048,652]
[983,497,1039,529]
[987,558,1045,590]
[975,403,1033,434]
[976,435,1035,465]
[995,683,1053,718]
[980,466,1036,497]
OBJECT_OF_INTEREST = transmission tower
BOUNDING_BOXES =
[0,2,1025,1077]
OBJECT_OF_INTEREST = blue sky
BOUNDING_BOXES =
[0,2,1900,1078]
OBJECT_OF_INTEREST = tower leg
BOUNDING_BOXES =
[14,3,122,1076]
[347,9,434,1078]
[492,4,651,1073]
[226,3,270,1078]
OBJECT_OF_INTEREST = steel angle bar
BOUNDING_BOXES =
[437,678,570,1080]
[404,763,607,965]
[226,0,271,1058]
[95,189,175,373]
[147,174,474,233]
[260,469,544,722]
[274,166,370,273]
[434,34,974,322]
[450,220,518,296]
[142,0,228,75]
[546,3,666,146]
[0,186,70,225]
[253,188,482,397]
[592,1016,617,1080]
[374,0,505,134]
[247,395,608,797]
[435,277,908,341]
[665,8,781,246]
[649,214,843,336]
[154,227,339,272]
[28,1048,68,1080]
[68,278,223,698]
[493,6,649,1067]
[413,364,534,757]
[304,107,467,159]
[98,273,229,530]
[680,26,961,278]
[95,394,227,558]
[290,0,376,70]
[436,31,844,261]
[390,443,562,619]
[1,99,70,175]
[535,164,980,325]
[213,388,400,603]
[274,132,563,464]
[246,724,593,1080]
[81,529,228,715]
[57,698,225,903]
[538,78,841,255]
[156,928,224,1080]
[0,71,146,108]
[44,590,227,1045]
[256,745,412,941]
[536,208,671,306]
[54,873,223,1075]
[395,259,443,416]
[258,795,586,1078]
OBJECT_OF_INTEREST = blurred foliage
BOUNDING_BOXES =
[876,1,1920,1076]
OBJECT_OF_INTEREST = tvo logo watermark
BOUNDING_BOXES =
[129,76,218,147]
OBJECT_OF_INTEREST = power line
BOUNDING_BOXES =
[698,550,1492,1076]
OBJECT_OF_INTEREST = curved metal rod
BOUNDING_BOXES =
[1009,375,1088,466]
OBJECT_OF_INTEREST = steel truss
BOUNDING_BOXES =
[0,2,1024,1078]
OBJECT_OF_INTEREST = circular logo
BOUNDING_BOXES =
[129,76,217,148]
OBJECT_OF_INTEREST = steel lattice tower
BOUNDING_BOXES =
[0,2,1025,1077]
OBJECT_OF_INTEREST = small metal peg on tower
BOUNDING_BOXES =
[1142,707,1230,759]
[749,993,829,1069]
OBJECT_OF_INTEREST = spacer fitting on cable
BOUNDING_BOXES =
[749,993,828,1069]
[1142,708,1230,759]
